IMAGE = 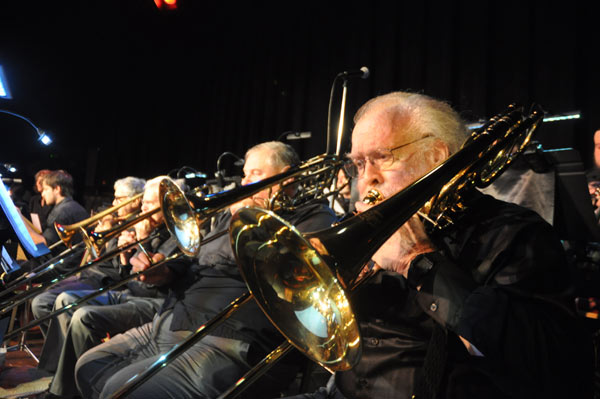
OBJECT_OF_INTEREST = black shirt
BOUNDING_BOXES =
[162,202,337,353]
[334,193,593,399]
[28,193,54,232]
[43,197,88,248]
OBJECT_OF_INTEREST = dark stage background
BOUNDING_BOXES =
[0,0,597,207]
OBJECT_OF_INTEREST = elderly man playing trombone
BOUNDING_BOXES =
[30,177,146,338]
[74,141,337,399]
[36,176,185,399]
[280,92,593,399]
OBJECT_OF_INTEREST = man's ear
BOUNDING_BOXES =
[429,139,450,166]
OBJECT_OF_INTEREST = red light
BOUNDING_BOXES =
[154,0,177,10]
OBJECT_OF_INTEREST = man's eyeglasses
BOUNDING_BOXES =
[343,135,433,178]
[113,196,129,203]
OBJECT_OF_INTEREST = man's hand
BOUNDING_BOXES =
[134,219,154,241]
[130,251,172,285]
[117,230,137,265]
[229,195,271,215]
[355,201,435,278]
[94,215,116,233]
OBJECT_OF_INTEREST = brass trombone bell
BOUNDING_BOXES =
[159,154,345,257]
[228,103,545,378]
[79,207,161,258]
[231,207,361,370]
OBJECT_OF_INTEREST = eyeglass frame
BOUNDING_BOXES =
[343,134,434,178]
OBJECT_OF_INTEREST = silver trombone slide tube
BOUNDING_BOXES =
[109,290,253,399]
[0,232,158,315]
[1,229,227,343]
[0,242,86,298]
[217,341,295,399]
[2,251,184,343]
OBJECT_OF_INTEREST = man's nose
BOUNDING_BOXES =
[361,160,383,188]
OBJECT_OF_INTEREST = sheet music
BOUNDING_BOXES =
[30,212,42,232]
[0,182,49,257]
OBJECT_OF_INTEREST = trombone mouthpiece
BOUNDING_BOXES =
[362,189,383,205]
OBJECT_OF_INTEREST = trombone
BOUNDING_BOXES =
[110,103,544,399]
[0,207,160,305]
[0,227,232,343]
[0,209,162,314]
[160,153,344,256]
[52,192,143,251]
[0,193,144,296]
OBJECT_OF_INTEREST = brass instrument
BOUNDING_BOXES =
[221,103,543,398]
[111,104,543,399]
[52,192,143,250]
[160,154,344,256]
[0,207,161,305]
[0,193,145,295]
[0,231,158,317]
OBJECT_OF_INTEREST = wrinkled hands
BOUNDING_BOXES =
[354,201,436,278]
[117,230,137,265]
[130,251,171,285]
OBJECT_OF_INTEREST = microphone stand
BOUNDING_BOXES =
[328,76,350,209]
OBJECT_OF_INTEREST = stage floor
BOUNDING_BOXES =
[0,327,51,398]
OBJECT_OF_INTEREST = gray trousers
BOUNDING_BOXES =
[37,288,128,372]
[31,275,98,337]
[40,290,163,397]
[75,311,252,399]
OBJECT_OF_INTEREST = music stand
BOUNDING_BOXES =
[0,181,48,356]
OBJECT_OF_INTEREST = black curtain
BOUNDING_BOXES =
[0,0,597,199]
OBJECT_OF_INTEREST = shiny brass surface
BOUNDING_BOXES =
[79,207,160,258]
[231,208,361,370]
[159,154,346,256]
[53,192,143,249]
[229,103,544,388]
[118,104,543,399]
[362,188,383,204]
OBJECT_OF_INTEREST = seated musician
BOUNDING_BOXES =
[8,170,90,285]
[28,169,54,232]
[281,92,592,399]
[36,176,185,399]
[74,141,337,399]
[24,170,89,252]
[31,177,145,341]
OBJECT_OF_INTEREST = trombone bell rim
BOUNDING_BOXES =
[159,177,202,256]
[230,206,362,371]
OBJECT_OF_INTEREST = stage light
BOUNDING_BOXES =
[154,0,177,10]
[0,66,12,100]
[38,130,53,146]
[2,164,17,173]
[0,110,53,146]
[467,110,582,130]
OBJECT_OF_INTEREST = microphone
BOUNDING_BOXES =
[282,131,312,141]
[337,66,370,80]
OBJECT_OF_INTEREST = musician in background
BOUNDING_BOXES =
[28,169,53,231]
[37,176,183,399]
[282,92,592,399]
[23,170,88,251]
[331,168,354,216]
[31,176,146,338]
[75,141,337,399]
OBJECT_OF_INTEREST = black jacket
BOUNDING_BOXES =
[335,193,593,399]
